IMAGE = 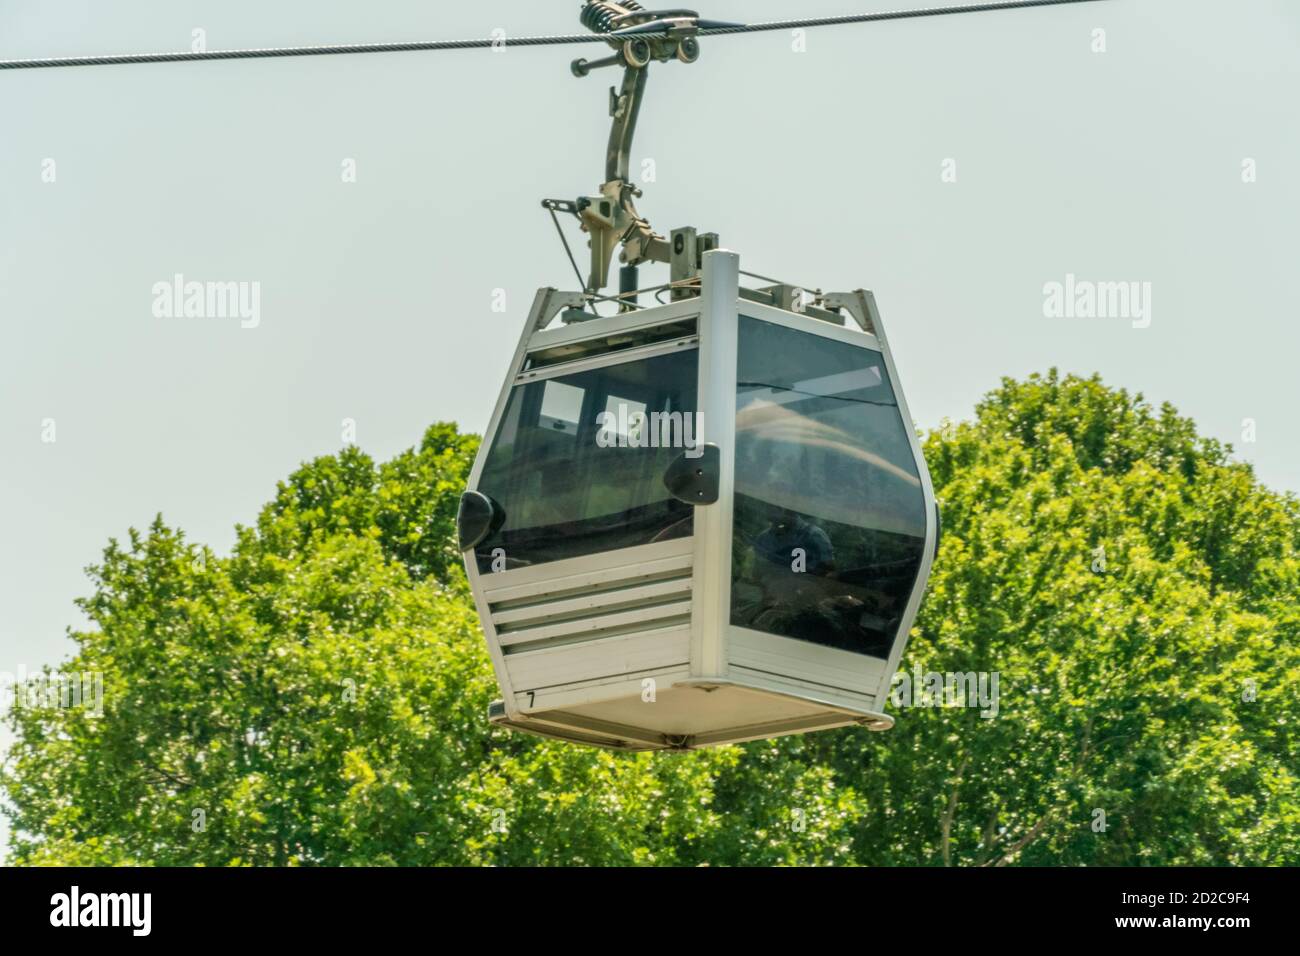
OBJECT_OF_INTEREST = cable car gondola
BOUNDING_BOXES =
[457,3,938,751]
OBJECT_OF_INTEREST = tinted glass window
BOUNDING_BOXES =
[475,349,698,573]
[731,317,927,659]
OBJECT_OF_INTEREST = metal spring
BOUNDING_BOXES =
[580,1,645,35]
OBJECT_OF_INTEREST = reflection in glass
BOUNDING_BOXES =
[475,349,698,573]
[731,317,927,659]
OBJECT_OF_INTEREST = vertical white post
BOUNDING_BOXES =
[690,250,740,679]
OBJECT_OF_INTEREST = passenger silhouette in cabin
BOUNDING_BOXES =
[750,507,882,651]
[754,508,833,575]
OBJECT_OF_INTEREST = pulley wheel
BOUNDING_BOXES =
[623,38,652,68]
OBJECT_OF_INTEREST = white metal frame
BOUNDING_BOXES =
[462,251,937,749]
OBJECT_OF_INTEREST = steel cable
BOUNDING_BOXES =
[0,0,1111,71]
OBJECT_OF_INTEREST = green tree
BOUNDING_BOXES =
[5,375,1297,865]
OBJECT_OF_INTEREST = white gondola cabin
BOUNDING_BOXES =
[458,251,938,750]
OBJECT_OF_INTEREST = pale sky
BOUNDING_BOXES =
[2,0,1297,857]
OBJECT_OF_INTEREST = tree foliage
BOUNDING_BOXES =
[5,374,1297,865]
